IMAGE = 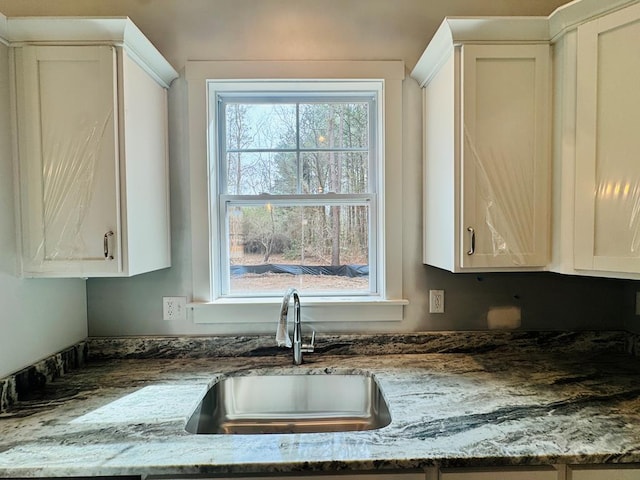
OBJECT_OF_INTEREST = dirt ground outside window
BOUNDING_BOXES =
[229,253,369,294]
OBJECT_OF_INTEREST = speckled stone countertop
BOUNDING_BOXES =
[1,332,640,478]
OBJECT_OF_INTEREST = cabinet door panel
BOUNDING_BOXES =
[440,467,558,480]
[574,3,640,273]
[149,475,426,480]
[568,465,640,480]
[18,45,121,275]
[461,44,550,269]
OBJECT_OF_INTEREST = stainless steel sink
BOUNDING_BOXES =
[185,373,391,434]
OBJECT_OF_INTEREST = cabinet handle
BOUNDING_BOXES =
[104,231,114,260]
[467,227,475,256]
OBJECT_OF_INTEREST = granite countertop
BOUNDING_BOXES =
[1,332,640,478]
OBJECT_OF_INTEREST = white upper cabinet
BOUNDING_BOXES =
[550,0,640,280]
[411,19,551,272]
[6,17,178,277]
[573,2,640,274]
[413,0,640,279]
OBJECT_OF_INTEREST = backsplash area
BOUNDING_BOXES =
[0,342,86,413]
[86,331,629,359]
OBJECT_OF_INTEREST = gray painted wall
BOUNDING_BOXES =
[0,40,88,378]
[624,282,640,333]
[0,0,630,337]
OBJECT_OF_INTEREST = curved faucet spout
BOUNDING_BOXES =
[276,288,296,348]
[275,288,314,365]
[292,292,302,364]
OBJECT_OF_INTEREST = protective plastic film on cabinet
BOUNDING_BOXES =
[594,175,640,258]
[12,21,177,277]
[464,127,533,267]
[15,44,122,277]
[572,2,640,275]
[32,110,116,269]
[458,42,549,270]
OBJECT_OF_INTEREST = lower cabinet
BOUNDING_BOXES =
[567,465,640,480]
[146,474,425,480]
[439,466,558,480]
[146,466,640,480]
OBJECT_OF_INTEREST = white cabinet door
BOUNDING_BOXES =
[15,45,122,276]
[461,44,551,269]
[440,466,558,480]
[421,41,551,272]
[568,465,640,480]
[13,43,172,277]
[574,3,640,274]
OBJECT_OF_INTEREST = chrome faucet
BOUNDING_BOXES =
[276,288,315,365]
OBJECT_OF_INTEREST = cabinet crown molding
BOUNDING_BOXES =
[0,16,177,88]
[411,17,549,87]
[548,0,639,40]
[411,0,640,88]
[0,13,7,46]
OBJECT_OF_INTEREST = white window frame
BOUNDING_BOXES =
[186,61,406,325]
[213,81,380,298]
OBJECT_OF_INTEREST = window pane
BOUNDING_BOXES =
[226,152,297,195]
[227,204,369,294]
[225,103,296,150]
[301,152,368,194]
[299,102,369,149]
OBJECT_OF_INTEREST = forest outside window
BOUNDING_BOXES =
[210,82,382,298]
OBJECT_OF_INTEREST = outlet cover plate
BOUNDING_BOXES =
[429,290,445,314]
[163,296,187,321]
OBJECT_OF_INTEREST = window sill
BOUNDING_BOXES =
[188,297,408,324]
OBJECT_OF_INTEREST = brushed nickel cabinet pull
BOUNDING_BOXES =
[467,227,475,256]
[104,231,114,260]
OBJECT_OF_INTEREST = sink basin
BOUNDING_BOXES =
[185,373,391,434]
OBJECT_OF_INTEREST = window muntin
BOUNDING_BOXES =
[211,84,380,298]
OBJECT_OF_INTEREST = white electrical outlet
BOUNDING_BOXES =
[429,290,445,314]
[163,296,187,321]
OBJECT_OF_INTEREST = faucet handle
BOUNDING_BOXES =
[301,329,315,353]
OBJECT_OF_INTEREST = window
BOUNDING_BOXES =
[186,61,406,325]
[210,82,381,297]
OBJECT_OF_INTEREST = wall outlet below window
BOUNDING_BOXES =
[429,290,445,314]
[163,296,187,321]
